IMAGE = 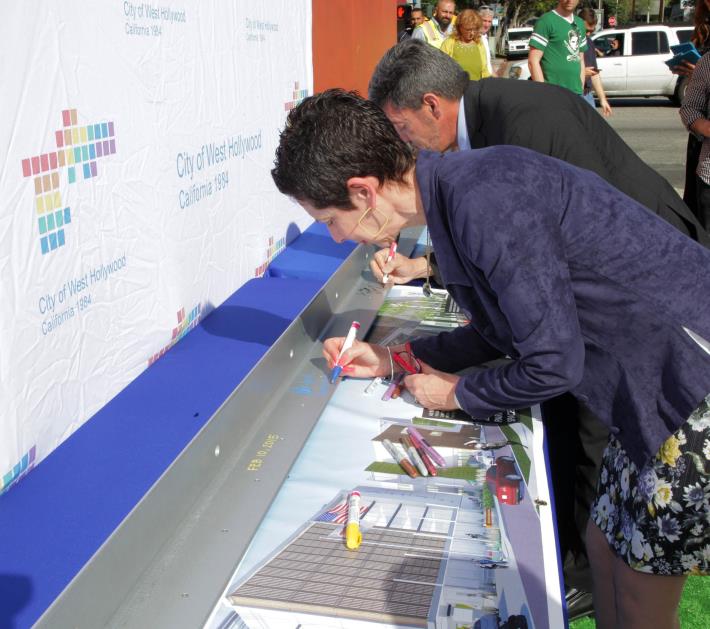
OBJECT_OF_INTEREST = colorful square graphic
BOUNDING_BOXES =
[254,235,286,277]
[284,81,311,112]
[148,304,203,365]
[1,445,37,495]
[21,110,117,255]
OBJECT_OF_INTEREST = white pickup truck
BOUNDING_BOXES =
[504,27,534,57]
[507,24,694,105]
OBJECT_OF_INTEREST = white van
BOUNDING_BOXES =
[505,27,534,56]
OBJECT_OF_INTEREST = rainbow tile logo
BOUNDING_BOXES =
[20,109,117,256]
[254,235,286,276]
[284,81,309,111]
[148,304,202,365]
[1,445,36,495]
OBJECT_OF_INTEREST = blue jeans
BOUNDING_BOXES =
[582,91,596,108]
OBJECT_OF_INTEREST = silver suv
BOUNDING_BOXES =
[508,24,694,105]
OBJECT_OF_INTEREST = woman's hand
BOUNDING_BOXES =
[672,60,696,78]
[403,361,461,410]
[370,250,429,285]
[322,338,391,380]
[584,67,598,78]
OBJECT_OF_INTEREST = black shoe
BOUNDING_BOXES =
[565,587,595,622]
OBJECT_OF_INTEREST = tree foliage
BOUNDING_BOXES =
[506,0,557,27]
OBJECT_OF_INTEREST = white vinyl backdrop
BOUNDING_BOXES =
[0,0,313,489]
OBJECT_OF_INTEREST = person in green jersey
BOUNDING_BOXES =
[440,9,491,80]
[528,0,587,95]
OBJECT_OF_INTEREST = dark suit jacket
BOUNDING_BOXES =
[412,147,710,469]
[463,78,710,246]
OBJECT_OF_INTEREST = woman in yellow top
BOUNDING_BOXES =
[440,9,490,80]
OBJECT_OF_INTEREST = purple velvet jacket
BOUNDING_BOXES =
[410,146,710,469]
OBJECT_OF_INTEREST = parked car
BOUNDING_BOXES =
[505,27,534,57]
[507,24,694,105]
[485,455,524,505]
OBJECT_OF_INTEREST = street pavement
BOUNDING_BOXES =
[490,60,690,194]
[605,97,688,194]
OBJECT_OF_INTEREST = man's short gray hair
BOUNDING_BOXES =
[478,7,494,18]
[368,39,469,110]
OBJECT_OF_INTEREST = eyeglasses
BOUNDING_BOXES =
[356,206,390,240]
[393,344,422,375]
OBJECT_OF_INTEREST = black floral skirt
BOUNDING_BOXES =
[590,395,710,575]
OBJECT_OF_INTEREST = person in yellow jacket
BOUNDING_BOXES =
[440,9,490,80]
[412,0,455,49]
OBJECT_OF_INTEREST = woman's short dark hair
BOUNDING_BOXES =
[272,89,415,209]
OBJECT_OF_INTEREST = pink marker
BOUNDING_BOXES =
[407,426,447,467]
[382,241,397,284]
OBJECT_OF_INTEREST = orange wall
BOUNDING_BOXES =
[312,0,399,96]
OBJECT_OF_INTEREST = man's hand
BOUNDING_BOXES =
[370,250,429,285]
[590,74,613,118]
[404,361,460,410]
[598,97,612,117]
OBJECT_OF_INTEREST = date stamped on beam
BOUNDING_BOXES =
[247,433,281,471]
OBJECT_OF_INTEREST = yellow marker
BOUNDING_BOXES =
[345,490,362,550]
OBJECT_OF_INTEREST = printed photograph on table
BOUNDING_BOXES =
[365,286,469,346]
[208,286,563,629]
